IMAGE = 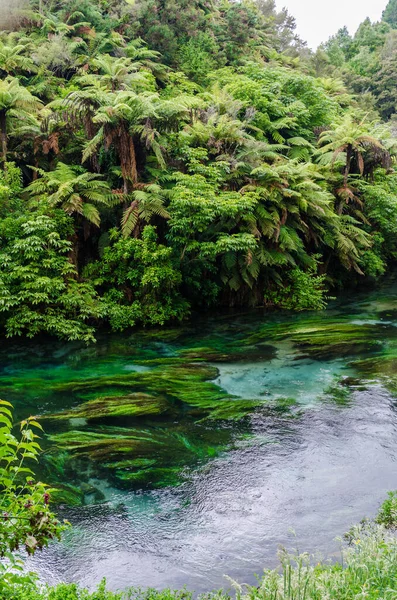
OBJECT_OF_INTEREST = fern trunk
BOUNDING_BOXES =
[344,144,353,187]
[0,109,7,168]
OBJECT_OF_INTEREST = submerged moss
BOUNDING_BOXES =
[4,297,395,501]
[270,397,299,413]
[47,423,236,490]
[177,344,277,363]
[44,362,258,421]
[45,393,169,421]
[51,483,84,506]
[323,382,353,406]
[246,317,385,360]
[114,466,183,488]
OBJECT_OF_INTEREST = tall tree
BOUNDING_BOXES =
[0,35,35,76]
[318,115,386,186]
[65,86,189,193]
[383,0,397,28]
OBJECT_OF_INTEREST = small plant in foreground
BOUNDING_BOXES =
[376,490,397,528]
[0,400,67,596]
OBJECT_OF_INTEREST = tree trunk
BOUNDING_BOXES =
[85,114,100,173]
[0,110,7,169]
[119,126,138,197]
[68,230,80,278]
[344,144,353,187]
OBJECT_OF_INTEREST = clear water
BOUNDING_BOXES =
[3,279,397,593]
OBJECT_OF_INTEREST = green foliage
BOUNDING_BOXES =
[0,0,392,341]
[86,226,189,331]
[233,521,397,599]
[28,163,113,227]
[1,578,195,599]
[121,184,169,238]
[0,162,23,216]
[376,490,397,528]
[178,34,219,84]
[5,0,397,593]
[319,4,397,122]
[0,401,65,556]
[0,210,103,342]
[0,401,66,598]
[264,265,328,311]
[9,579,123,599]
[383,0,397,27]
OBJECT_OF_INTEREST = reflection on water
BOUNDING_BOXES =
[3,279,397,591]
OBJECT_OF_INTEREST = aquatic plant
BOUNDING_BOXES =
[46,421,240,489]
[3,289,397,500]
[246,317,385,360]
[46,393,170,421]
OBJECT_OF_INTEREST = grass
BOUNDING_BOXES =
[234,522,397,599]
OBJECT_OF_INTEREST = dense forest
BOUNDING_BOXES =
[1,0,397,342]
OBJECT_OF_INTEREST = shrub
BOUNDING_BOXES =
[376,490,397,528]
[264,265,328,312]
[0,211,103,342]
[0,401,66,598]
[86,226,189,331]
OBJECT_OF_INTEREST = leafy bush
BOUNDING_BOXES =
[0,401,66,598]
[231,521,397,599]
[0,210,103,342]
[264,266,328,311]
[2,580,198,600]
[86,226,189,331]
[376,490,397,528]
[0,163,23,217]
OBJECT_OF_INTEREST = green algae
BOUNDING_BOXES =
[4,287,397,503]
[43,362,258,421]
[114,467,183,487]
[323,382,353,406]
[45,393,169,421]
[245,318,385,360]
[51,483,85,506]
[350,350,397,396]
[104,458,157,469]
[47,423,235,490]
[177,344,277,363]
[49,429,169,458]
[269,397,300,413]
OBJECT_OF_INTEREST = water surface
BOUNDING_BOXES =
[3,281,397,592]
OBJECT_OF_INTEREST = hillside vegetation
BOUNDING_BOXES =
[0,0,397,341]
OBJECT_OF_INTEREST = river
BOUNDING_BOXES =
[2,280,397,593]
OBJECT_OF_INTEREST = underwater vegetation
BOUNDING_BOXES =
[3,287,397,504]
[245,316,387,360]
[9,357,263,499]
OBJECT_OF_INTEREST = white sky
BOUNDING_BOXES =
[276,0,386,48]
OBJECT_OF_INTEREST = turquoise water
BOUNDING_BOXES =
[3,280,397,592]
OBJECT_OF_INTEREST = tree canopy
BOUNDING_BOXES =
[0,0,396,341]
